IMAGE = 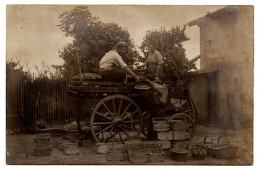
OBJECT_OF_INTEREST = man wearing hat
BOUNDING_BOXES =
[99,42,140,82]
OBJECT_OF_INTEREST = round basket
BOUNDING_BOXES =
[134,84,151,97]
[208,136,238,159]
[191,145,207,160]
[171,142,189,161]
[201,136,213,156]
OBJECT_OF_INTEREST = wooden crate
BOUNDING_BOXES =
[152,118,170,132]
[108,142,125,152]
[34,143,51,156]
[95,143,112,154]
[153,140,171,149]
[128,153,148,164]
[63,141,79,155]
[107,151,125,161]
[125,140,141,153]
[127,143,148,163]
[171,121,189,130]
[50,134,63,149]
[157,131,173,140]
[34,133,50,148]
[173,131,191,141]
[57,137,71,151]
[146,142,165,163]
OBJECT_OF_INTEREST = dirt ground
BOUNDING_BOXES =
[6,125,253,165]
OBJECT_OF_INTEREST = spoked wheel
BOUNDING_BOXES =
[169,112,195,141]
[90,95,143,143]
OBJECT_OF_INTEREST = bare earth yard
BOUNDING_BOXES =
[6,125,253,165]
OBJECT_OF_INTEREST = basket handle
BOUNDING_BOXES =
[217,136,230,146]
[203,136,212,144]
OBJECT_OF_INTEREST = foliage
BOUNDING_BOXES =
[57,6,141,79]
[140,26,200,83]
[6,59,32,81]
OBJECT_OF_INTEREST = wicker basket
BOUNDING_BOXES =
[191,144,207,160]
[134,84,151,97]
[207,136,238,159]
[171,142,189,161]
[201,136,214,156]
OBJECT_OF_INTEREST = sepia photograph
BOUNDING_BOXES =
[6,4,254,165]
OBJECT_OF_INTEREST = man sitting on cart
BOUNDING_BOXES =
[99,42,140,83]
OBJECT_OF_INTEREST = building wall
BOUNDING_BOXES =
[189,74,208,124]
[191,6,253,129]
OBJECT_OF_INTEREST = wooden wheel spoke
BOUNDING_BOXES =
[121,110,138,121]
[93,122,113,125]
[117,98,123,116]
[103,103,115,119]
[118,126,130,139]
[112,98,116,114]
[121,124,138,132]
[121,120,140,123]
[118,130,123,142]
[120,103,132,118]
[95,125,113,136]
[96,112,113,121]
[103,127,117,143]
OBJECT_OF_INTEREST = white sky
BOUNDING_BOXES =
[6,5,225,73]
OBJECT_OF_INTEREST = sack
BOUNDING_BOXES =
[150,82,168,104]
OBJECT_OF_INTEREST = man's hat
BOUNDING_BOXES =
[116,42,128,48]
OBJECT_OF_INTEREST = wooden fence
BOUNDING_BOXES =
[6,69,26,133]
[6,71,75,134]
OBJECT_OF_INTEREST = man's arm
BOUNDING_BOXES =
[123,66,140,82]
[114,54,140,82]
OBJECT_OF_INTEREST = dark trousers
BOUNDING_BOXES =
[100,68,126,82]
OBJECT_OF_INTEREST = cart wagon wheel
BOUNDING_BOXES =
[169,112,195,141]
[90,95,143,143]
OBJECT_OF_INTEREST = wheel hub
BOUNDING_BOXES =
[113,117,122,125]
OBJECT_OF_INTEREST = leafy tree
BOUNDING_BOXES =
[140,26,200,83]
[57,6,141,79]
[6,59,32,81]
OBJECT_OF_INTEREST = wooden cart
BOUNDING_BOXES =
[68,73,197,143]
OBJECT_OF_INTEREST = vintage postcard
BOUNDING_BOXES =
[6,5,253,165]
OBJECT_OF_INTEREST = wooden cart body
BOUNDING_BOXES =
[67,74,196,143]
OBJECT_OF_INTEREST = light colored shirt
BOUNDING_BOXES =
[145,50,163,65]
[99,50,127,71]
